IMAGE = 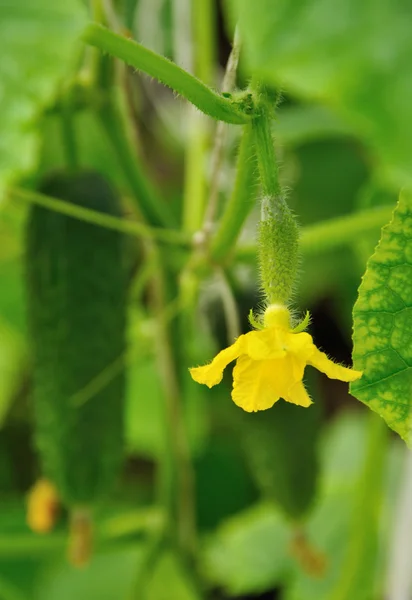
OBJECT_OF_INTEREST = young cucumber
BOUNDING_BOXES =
[25,171,127,509]
[240,400,320,521]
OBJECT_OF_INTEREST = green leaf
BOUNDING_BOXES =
[227,0,412,186]
[201,502,292,595]
[285,411,371,600]
[126,355,208,459]
[36,545,146,600]
[0,1,87,196]
[146,551,200,600]
[351,190,412,443]
[0,320,26,427]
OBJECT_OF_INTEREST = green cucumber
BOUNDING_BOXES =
[240,399,320,521]
[25,170,127,508]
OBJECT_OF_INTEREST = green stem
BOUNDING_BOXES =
[202,27,241,232]
[10,187,190,246]
[193,0,216,86]
[182,0,215,233]
[210,123,257,261]
[150,249,196,556]
[236,205,394,259]
[98,97,175,228]
[300,205,393,254]
[82,23,251,125]
[182,109,208,232]
[252,103,280,197]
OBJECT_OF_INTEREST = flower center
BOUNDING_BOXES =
[263,304,291,329]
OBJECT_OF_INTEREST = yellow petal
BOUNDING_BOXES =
[190,335,245,388]
[308,347,363,382]
[286,380,313,407]
[285,331,316,362]
[232,355,281,412]
[245,328,287,360]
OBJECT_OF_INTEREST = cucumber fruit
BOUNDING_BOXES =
[240,399,320,520]
[25,170,127,508]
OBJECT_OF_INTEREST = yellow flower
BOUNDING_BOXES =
[190,305,362,412]
[26,478,60,534]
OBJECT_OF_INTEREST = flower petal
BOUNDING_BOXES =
[246,328,287,360]
[232,355,281,412]
[190,335,245,388]
[308,347,362,382]
[286,380,313,407]
[285,331,316,362]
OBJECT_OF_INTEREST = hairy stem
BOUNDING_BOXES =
[82,23,251,125]
[252,101,281,198]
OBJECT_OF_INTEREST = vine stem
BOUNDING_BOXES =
[98,96,175,228]
[210,122,258,261]
[252,101,281,198]
[202,27,242,235]
[149,247,196,556]
[10,187,190,246]
[216,268,241,342]
[82,23,251,125]
[182,0,215,233]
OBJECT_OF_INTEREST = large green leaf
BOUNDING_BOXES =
[146,551,201,600]
[285,412,372,600]
[351,190,412,443]
[200,411,371,598]
[227,0,412,186]
[0,1,87,196]
[35,545,146,600]
[201,502,292,595]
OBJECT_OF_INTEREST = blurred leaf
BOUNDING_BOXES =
[290,138,368,315]
[0,200,27,333]
[354,179,398,266]
[0,262,26,334]
[276,105,355,146]
[201,502,292,596]
[285,411,370,600]
[0,1,87,197]
[38,111,128,191]
[36,545,146,600]
[202,412,372,598]
[228,0,412,186]
[146,551,200,600]
[126,356,164,458]
[195,435,257,531]
[351,190,412,443]
[0,320,26,427]
[126,355,208,459]
[0,575,28,600]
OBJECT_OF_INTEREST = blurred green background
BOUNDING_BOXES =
[0,0,409,598]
